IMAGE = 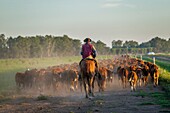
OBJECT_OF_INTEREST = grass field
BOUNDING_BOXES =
[0,55,113,93]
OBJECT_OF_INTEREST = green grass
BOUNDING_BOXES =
[0,56,81,73]
[37,94,48,101]
[134,90,148,98]
[136,91,170,107]
[150,92,170,107]
[0,97,11,103]
[139,102,155,105]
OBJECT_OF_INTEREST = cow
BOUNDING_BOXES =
[80,58,97,98]
[153,68,159,87]
[128,71,138,91]
[59,69,79,91]
[135,67,143,87]
[106,69,113,83]
[44,71,53,90]
[15,72,26,89]
[117,66,129,88]
[24,68,38,88]
[150,64,159,86]
[97,67,108,92]
[141,64,150,86]
[52,67,64,91]
[35,69,46,92]
[130,65,143,87]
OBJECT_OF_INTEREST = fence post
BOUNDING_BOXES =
[153,57,155,64]
[140,55,142,60]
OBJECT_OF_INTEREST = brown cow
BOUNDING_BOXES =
[117,66,129,88]
[80,58,96,98]
[35,69,46,92]
[24,68,38,88]
[141,64,150,86]
[129,71,138,91]
[130,65,143,87]
[52,67,64,91]
[153,68,159,86]
[97,67,108,92]
[15,72,25,89]
[59,69,79,91]
[150,64,159,86]
[135,67,143,87]
[106,69,113,83]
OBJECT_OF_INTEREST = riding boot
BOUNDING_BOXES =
[79,59,84,66]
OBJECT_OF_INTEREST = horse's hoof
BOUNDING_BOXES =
[88,97,93,100]
[85,95,88,98]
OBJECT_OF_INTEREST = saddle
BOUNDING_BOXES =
[79,56,98,68]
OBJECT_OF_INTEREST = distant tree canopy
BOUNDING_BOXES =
[0,34,110,58]
[111,37,170,54]
[123,40,138,48]
[112,40,123,48]
[0,34,169,59]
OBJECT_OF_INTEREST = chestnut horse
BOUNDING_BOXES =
[80,58,97,98]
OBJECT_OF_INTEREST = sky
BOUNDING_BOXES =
[0,0,170,47]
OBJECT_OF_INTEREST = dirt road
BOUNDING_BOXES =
[0,83,169,113]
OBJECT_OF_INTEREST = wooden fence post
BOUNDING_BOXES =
[153,57,155,64]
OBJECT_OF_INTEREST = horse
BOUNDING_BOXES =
[80,58,97,98]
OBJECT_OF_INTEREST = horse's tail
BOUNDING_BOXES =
[86,60,95,75]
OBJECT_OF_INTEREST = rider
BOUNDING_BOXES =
[80,38,98,68]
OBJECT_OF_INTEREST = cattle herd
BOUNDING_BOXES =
[15,55,159,96]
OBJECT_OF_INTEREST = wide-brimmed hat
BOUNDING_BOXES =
[84,38,91,42]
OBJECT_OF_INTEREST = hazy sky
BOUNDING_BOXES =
[0,0,170,47]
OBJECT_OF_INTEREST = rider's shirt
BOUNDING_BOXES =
[81,43,95,59]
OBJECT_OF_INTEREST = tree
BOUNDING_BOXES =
[0,34,7,58]
[7,37,18,58]
[95,40,108,55]
[72,39,81,56]
[112,40,123,48]
[123,40,138,48]
[150,37,167,52]
[29,36,42,58]
[15,36,30,58]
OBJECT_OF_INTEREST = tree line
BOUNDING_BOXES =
[0,34,169,59]
[111,37,170,55]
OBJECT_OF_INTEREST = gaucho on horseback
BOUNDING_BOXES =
[79,38,99,98]
[80,38,98,68]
